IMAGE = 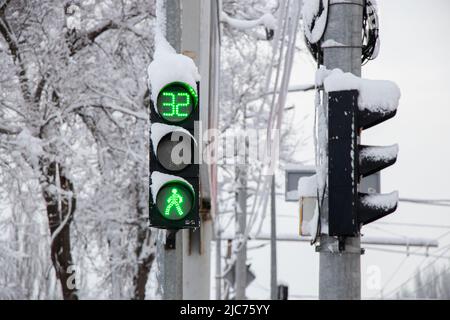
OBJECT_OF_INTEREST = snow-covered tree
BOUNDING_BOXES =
[0,0,155,299]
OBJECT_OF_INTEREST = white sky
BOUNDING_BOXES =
[212,0,450,299]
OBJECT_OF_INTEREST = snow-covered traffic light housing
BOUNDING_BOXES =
[149,81,200,229]
[328,86,399,237]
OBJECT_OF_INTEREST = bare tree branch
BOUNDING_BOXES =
[0,13,31,103]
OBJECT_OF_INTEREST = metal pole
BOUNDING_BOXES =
[235,166,247,299]
[156,0,183,300]
[215,228,222,300]
[157,230,183,300]
[235,105,248,299]
[318,0,364,300]
[270,175,277,299]
[165,0,182,52]
[180,0,213,300]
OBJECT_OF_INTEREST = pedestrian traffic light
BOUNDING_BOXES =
[328,89,398,236]
[149,81,200,229]
[156,82,198,123]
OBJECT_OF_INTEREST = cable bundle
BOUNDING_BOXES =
[303,0,379,65]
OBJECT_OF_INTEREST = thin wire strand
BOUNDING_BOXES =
[381,233,450,298]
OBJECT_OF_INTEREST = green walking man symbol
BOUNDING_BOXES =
[165,188,184,217]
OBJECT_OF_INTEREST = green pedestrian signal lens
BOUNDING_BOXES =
[156,82,197,123]
[156,181,194,220]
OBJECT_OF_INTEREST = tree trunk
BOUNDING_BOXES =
[41,161,78,300]
[131,164,155,300]
[132,228,155,300]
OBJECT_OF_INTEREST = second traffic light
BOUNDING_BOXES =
[149,81,200,229]
[328,88,399,237]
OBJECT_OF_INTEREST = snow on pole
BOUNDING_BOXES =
[321,39,345,48]
[302,0,329,44]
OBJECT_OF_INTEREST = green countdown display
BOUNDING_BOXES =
[156,82,197,123]
[156,181,194,220]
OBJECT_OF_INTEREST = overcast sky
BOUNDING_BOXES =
[212,0,450,299]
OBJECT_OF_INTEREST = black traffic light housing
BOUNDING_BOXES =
[149,82,200,229]
[328,89,398,236]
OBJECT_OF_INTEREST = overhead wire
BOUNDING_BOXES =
[229,0,291,255]
[406,264,450,298]
[242,0,296,240]
[379,230,450,298]
[365,246,450,259]
[399,198,450,207]
[252,0,302,237]
[245,0,290,238]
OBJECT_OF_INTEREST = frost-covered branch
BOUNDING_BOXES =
[220,12,277,31]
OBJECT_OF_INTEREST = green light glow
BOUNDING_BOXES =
[157,82,197,123]
[156,181,194,220]
[164,188,184,216]
[161,92,190,118]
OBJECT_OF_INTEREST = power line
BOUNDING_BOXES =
[371,230,450,299]
[365,246,450,259]
[375,221,450,229]
[365,224,410,239]
[382,237,450,298]
[277,217,450,230]
[406,264,450,298]
[400,198,450,203]
[399,198,450,207]
[380,255,410,295]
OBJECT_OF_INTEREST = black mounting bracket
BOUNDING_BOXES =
[165,229,178,250]
[338,236,346,252]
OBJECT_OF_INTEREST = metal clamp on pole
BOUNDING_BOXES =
[165,229,178,250]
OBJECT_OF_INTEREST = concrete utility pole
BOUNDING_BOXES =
[180,0,214,300]
[157,0,183,300]
[157,230,183,299]
[235,106,248,299]
[270,175,277,299]
[165,0,182,52]
[318,0,364,300]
